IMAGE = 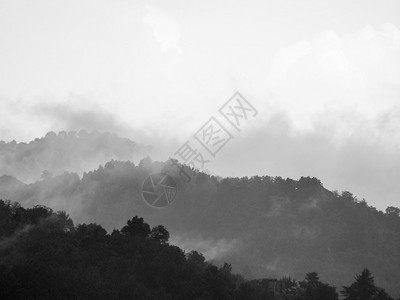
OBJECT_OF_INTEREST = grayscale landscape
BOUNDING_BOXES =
[0,1,399,299]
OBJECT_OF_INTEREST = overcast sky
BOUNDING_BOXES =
[0,0,400,210]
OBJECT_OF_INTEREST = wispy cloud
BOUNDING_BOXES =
[143,5,182,53]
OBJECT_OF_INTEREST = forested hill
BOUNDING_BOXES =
[0,200,394,299]
[0,158,399,296]
[0,200,246,299]
[0,131,152,183]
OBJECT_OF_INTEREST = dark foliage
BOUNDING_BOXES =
[342,268,394,300]
[298,272,338,300]
[0,200,244,299]
[0,200,396,299]
[1,157,400,297]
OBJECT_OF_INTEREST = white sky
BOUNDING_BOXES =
[0,0,400,210]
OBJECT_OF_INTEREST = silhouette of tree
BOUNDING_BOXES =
[186,250,206,270]
[299,272,338,300]
[121,216,151,238]
[374,288,394,300]
[281,275,299,297]
[1,201,260,299]
[150,225,169,244]
[342,268,380,300]
[386,206,400,217]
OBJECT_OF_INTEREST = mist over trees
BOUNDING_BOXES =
[1,156,400,297]
[0,131,151,183]
[0,200,241,299]
[1,200,395,299]
[0,132,399,297]
[342,268,394,300]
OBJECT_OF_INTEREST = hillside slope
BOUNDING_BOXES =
[1,159,399,296]
[0,131,151,183]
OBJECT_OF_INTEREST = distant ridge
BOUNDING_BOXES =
[0,158,399,296]
[0,175,25,188]
[0,130,152,182]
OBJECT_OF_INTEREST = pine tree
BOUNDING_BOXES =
[342,268,377,300]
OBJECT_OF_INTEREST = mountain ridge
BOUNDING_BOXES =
[0,130,152,183]
[0,157,399,296]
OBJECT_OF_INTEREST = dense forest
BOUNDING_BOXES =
[0,132,400,298]
[1,157,400,297]
[0,200,396,299]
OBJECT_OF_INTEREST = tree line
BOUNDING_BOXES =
[0,200,397,299]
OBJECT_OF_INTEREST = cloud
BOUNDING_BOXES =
[170,234,238,261]
[208,105,400,210]
[1,22,399,211]
[143,5,182,53]
[0,224,33,250]
[264,23,400,131]
[31,97,134,135]
[268,40,312,83]
[0,92,163,146]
